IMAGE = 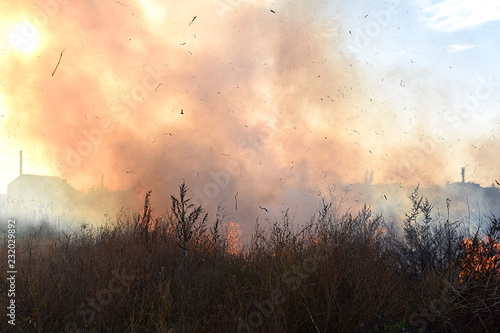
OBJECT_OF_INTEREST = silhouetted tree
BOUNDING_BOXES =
[403,186,436,277]
[171,181,208,280]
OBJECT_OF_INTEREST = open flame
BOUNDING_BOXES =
[460,237,500,281]
[226,220,242,256]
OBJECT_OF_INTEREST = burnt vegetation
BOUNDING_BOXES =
[1,182,499,332]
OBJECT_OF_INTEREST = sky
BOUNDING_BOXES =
[0,0,499,227]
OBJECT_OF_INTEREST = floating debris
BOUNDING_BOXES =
[51,49,65,76]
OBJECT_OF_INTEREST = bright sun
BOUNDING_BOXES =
[6,21,40,53]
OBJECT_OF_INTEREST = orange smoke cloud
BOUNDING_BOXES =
[1,0,497,228]
[1,1,364,203]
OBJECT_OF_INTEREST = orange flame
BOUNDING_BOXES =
[226,220,242,256]
[460,237,500,281]
[306,233,321,248]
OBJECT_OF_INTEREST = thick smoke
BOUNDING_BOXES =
[1,0,499,234]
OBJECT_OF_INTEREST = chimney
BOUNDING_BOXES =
[19,150,23,176]
[461,167,465,183]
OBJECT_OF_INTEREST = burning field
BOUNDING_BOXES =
[0,182,499,332]
[1,0,500,332]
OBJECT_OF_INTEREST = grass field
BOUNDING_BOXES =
[1,183,499,332]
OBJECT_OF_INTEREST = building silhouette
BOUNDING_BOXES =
[7,174,81,206]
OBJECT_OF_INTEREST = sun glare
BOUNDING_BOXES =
[137,0,166,22]
[6,21,40,53]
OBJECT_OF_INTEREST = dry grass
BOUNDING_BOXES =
[1,184,499,332]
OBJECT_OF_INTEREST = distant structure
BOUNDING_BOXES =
[19,150,23,175]
[5,150,81,205]
[7,174,80,205]
[461,167,465,183]
[364,170,374,185]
